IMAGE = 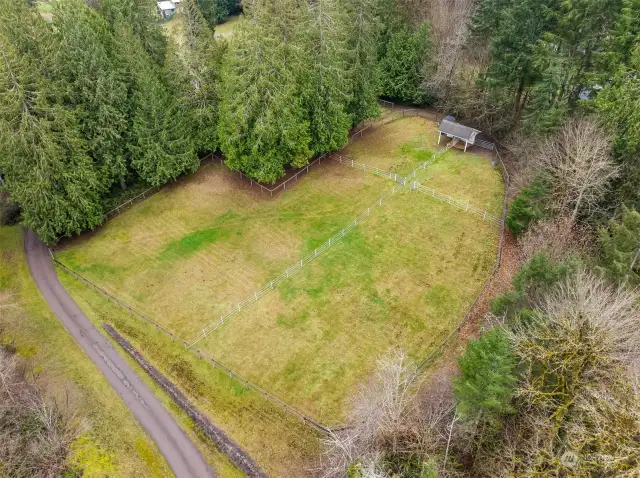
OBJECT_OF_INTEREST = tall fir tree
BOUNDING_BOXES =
[341,0,380,125]
[525,0,621,131]
[99,0,167,64]
[477,0,559,121]
[379,23,431,104]
[119,27,198,186]
[0,17,103,243]
[166,0,224,155]
[218,0,311,183]
[301,0,351,154]
[52,0,130,190]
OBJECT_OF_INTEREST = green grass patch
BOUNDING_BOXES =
[161,227,231,261]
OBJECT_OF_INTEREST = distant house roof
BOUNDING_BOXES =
[438,119,481,144]
[157,1,175,10]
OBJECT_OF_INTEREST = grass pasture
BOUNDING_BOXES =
[56,115,504,465]
[57,160,391,338]
[206,185,499,422]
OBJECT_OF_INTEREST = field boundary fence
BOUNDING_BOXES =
[410,142,510,379]
[102,108,439,221]
[210,152,330,198]
[411,182,504,227]
[330,153,410,184]
[105,185,161,220]
[104,154,217,220]
[103,324,268,477]
[51,252,336,434]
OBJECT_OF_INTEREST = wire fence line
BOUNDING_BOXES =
[105,185,162,220]
[104,154,218,220]
[211,152,331,197]
[410,143,511,379]
[51,253,337,434]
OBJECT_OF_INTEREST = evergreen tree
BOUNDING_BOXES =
[125,32,198,186]
[524,0,620,131]
[454,328,517,428]
[218,0,311,183]
[598,207,640,286]
[52,0,130,190]
[100,0,167,64]
[166,0,224,155]
[595,4,640,207]
[478,0,559,120]
[341,0,380,125]
[301,0,351,154]
[379,23,431,104]
[0,33,103,243]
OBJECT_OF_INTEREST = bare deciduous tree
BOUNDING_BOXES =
[0,348,89,478]
[321,351,460,477]
[421,0,475,100]
[533,118,618,220]
[518,216,588,262]
[321,350,415,477]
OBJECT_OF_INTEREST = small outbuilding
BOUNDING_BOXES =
[157,0,176,19]
[438,118,481,152]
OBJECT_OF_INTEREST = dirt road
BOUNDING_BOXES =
[24,229,215,478]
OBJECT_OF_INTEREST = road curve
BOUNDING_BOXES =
[24,229,215,478]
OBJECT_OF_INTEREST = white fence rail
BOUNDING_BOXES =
[186,158,435,348]
[330,151,503,227]
[331,153,408,184]
[411,182,504,227]
[188,188,404,347]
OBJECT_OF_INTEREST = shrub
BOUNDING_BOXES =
[490,252,579,318]
[506,176,550,235]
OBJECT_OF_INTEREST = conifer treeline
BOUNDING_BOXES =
[0,0,421,242]
[0,0,219,242]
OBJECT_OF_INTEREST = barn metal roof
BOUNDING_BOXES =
[439,119,481,144]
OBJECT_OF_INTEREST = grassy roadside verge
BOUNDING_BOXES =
[58,267,321,477]
[0,226,172,477]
